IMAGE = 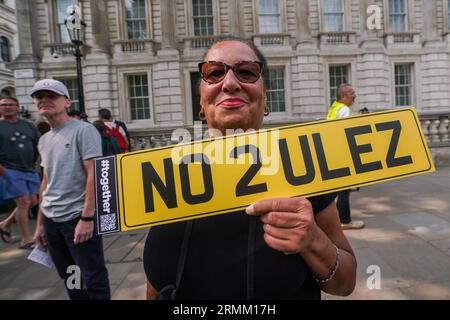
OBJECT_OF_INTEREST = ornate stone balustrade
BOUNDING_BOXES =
[129,128,191,151]
[319,32,356,45]
[43,43,76,56]
[253,33,291,47]
[419,111,450,147]
[129,112,450,152]
[112,39,155,58]
[383,32,421,47]
[184,36,215,49]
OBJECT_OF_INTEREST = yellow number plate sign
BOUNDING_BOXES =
[94,108,434,234]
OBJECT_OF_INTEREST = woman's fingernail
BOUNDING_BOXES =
[245,204,255,215]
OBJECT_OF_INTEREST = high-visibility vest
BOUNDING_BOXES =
[327,100,348,120]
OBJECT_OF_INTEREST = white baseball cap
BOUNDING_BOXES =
[30,79,70,99]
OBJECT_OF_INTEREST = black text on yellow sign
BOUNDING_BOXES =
[94,108,434,234]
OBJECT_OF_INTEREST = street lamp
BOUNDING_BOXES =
[64,5,87,120]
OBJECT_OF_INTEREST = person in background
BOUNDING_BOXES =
[327,84,365,230]
[143,37,357,300]
[93,120,122,156]
[31,79,110,300]
[0,96,40,248]
[98,108,130,152]
[68,109,81,120]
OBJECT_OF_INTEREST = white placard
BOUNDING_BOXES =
[27,246,54,269]
[14,69,34,79]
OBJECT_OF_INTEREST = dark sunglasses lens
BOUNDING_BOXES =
[202,62,226,84]
[234,62,261,83]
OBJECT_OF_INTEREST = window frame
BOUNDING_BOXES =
[254,0,287,35]
[0,36,10,62]
[384,0,415,33]
[184,66,201,126]
[186,0,219,37]
[117,68,154,127]
[266,66,287,114]
[393,62,415,108]
[318,0,351,33]
[323,59,358,112]
[56,78,80,111]
[49,0,78,43]
[118,0,152,40]
[322,0,344,32]
[264,62,292,123]
[192,0,215,36]
[327,64,351,106]
[254,0,284,34]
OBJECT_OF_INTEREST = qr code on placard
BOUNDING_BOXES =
[100,214,117,232]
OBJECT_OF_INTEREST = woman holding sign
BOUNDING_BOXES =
[143,37,357,299]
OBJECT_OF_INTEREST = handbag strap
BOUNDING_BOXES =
[156,220,193,300]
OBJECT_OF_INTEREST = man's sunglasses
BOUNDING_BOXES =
[198,61,264,84]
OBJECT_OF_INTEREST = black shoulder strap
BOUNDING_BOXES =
[247,216,257,300]
[156,220,193,300]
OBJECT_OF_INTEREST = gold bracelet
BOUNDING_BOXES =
[313,245,340,284]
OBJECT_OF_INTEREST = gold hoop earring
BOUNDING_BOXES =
[264,106,270,116]
[199,110,206,121]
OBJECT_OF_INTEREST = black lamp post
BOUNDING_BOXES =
[64,7,87,120]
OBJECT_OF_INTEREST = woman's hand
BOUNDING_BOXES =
[246,197,319,254]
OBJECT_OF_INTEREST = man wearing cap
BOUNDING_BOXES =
[31,79,110,300]
[0,96,40,248]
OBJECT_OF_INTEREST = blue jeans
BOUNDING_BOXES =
[43,216,111,300]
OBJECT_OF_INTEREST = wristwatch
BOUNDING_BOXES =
[80,215,95,222]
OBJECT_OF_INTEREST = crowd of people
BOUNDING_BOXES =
[0,80,129,299]
[0,36,360,300]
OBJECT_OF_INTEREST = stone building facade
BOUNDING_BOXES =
[0,0,17,97]
[8,0,450,148]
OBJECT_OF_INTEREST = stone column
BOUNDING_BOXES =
[13,0,39,64]
[229,0,244,37]
[10,0,40,116]
[422,0,440,47]
[158,0,178,57]
[359,0,384,49]
[296,0,315,49]
[89,0,111,57]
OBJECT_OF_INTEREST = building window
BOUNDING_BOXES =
[190,72,202,121]
[259,0,281,33]
[323,0,344,32]
[329,65,349,104]
[58,78,80,111]
[0,36,9,62]
[128,74,150,120]
[192,0,214,36]
[124,0,147,39]
[394,64,413,107]
[55,0,72,43]
[266,67,285,113]
[389,0,407,32]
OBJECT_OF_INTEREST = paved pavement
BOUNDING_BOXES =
[1,167,449,300]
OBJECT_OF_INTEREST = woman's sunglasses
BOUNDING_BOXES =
[198,61,264,84]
